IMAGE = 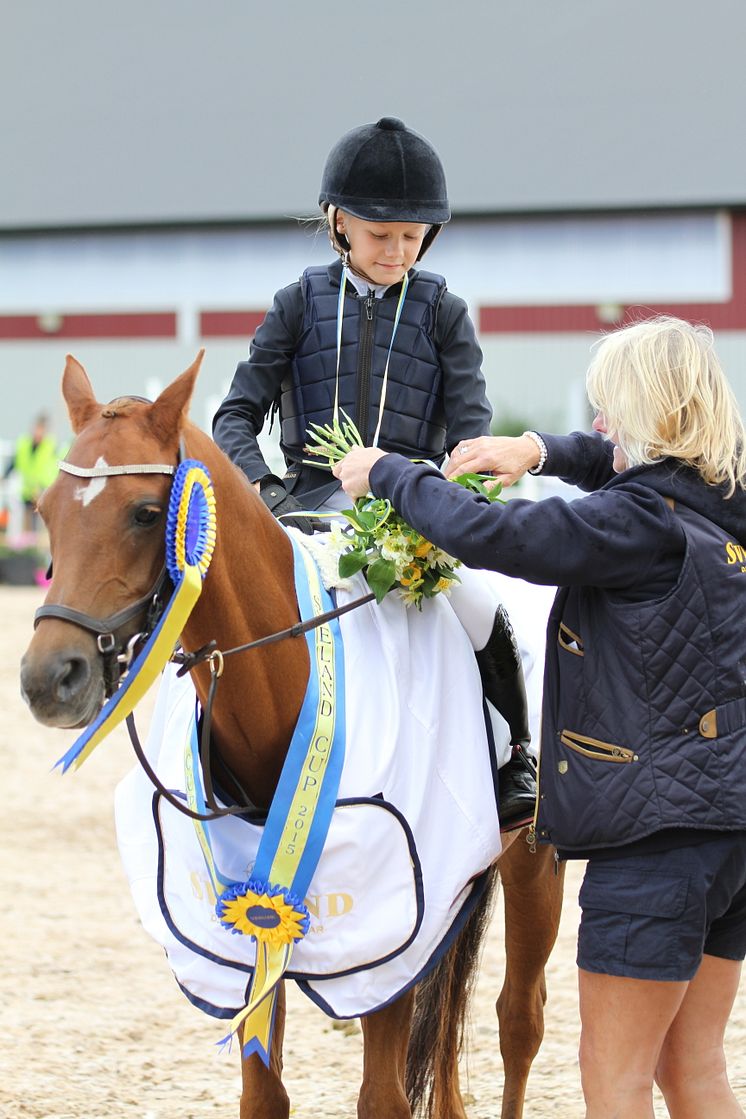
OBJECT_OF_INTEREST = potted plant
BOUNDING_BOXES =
[0,535,50,586]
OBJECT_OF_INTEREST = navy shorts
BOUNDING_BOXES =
[576,835,746,982]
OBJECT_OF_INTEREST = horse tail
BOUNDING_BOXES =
[406,862,500,1117]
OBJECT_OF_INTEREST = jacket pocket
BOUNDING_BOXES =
[558,621,584,656]
[560,729,636,763]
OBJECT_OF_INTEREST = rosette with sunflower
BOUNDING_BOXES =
[216,879,310,951]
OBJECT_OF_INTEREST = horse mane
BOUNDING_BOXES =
[100,396,154,419]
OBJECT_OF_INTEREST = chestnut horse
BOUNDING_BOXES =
[20,355,565,1119]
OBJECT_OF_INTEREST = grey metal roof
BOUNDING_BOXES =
[4,0,746,231]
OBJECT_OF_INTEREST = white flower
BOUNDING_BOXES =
[328,521,351,551]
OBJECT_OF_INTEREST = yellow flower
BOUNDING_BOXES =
[400,564,422,587]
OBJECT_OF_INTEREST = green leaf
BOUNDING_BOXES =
[342,507,372,533]
[365,557,398,603]
[339,550,369,577]
[451,472,505,502]
[353,509,380,532]
[348,498,389,533]
[364,498,393,529]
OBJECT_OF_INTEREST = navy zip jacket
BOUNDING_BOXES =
[213,260,491,507]
[369,432,746,852]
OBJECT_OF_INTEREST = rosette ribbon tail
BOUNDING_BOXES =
[55,564,203,772]
[219,941,294,1065]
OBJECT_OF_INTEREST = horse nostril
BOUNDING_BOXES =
[21,648,102,728]
[54,655,93,704]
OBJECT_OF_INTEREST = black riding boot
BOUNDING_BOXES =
[474,605,538,833]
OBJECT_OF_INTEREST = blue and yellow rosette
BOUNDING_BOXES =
[56,458,216,772]
[217,880,311,947]
[165,459,216,586]
[215,878,311,1055]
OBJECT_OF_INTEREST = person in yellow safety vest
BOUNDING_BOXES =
[4,414,60,534]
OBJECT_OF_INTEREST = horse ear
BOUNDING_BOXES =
[148,350,205,444]
[62,354,102,433]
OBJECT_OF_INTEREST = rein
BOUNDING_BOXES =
[38,447,375,820]
[171,589,375,675]
[125,583,375,825]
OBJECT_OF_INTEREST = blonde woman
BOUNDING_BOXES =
[333,315,746,1118]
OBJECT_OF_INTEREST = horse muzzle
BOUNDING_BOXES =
[20,639,105,728]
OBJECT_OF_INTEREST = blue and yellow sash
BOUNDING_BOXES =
[184,536,346,1065]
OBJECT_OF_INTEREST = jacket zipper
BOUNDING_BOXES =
[355,290,376,442]
[559,730,636,763]
[525,747,542,853]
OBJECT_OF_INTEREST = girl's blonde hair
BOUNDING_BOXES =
[586,315,746,496]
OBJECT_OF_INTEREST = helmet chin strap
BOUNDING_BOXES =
[326,204,349,258]
[328,207,383,288]
[417,223,442,259]
[343,257,380,288]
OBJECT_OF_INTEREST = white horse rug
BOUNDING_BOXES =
[114,566,549,1023]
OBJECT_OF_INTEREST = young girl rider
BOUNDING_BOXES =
[212,116,539,831]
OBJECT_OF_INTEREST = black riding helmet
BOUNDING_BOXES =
[319,117,450,260]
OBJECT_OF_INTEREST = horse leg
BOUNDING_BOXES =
[358,990,415,1119]
[495,837,565,1119]
[239,981,290,1119]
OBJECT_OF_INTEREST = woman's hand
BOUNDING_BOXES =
[445,434,541,486]
[332,447,388,499]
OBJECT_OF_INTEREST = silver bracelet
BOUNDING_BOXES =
[522,430,548,475]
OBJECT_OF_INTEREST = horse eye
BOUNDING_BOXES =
[133,504,163,528]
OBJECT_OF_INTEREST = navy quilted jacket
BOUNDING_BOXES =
[369,431,746,851]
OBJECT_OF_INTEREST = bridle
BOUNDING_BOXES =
[34,440,375,822]
[34,457,177,697]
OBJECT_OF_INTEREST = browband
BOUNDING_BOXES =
[58,461,176,478]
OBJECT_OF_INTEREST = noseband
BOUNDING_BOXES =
[34,455,178,696]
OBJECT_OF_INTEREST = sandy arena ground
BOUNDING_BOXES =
[1,585,744,1119]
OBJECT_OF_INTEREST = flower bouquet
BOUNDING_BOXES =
[304,414,502,609]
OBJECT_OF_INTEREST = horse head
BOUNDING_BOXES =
[20,352,203,729]
[22,353,309,806]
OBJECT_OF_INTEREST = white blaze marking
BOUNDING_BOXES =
[74,457,109,506]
